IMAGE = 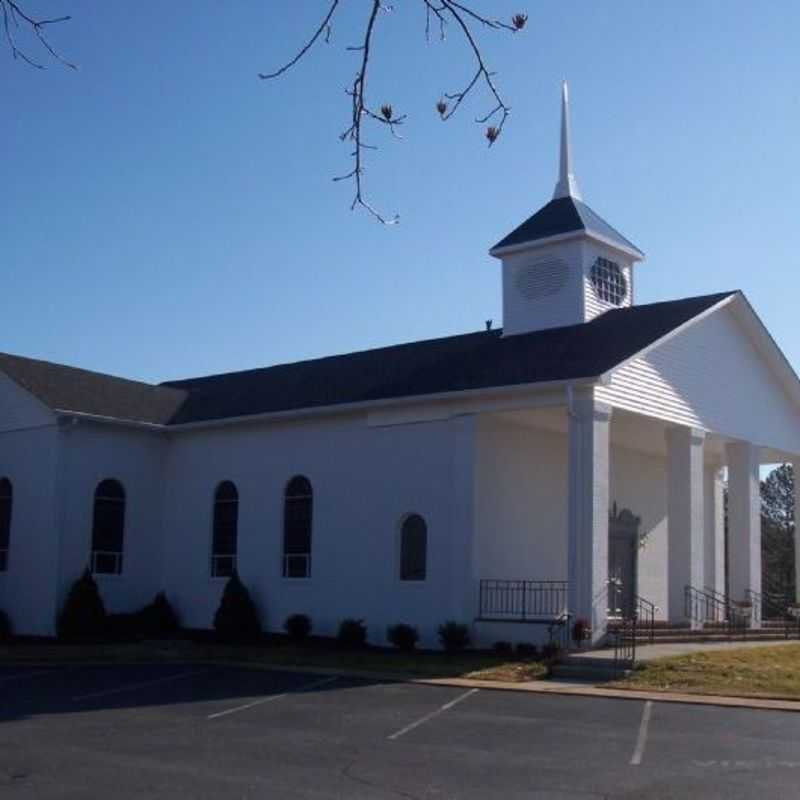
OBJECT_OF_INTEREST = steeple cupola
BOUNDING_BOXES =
[490,82,644,336]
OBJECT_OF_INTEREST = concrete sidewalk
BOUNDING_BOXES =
[569,637,800,662]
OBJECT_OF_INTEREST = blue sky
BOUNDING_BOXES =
[3,1,799,383]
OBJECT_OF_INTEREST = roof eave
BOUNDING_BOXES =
[167,375,602,432]
[489,228,645,260]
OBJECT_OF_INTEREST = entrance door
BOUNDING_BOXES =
[608,505,640,618]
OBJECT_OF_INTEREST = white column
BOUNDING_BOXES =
[666,427,705,626]
[794,459,800,606]
[451,414,478,623]
[704,464,726,598]
[727,441,761,607]
[567,389,612,644]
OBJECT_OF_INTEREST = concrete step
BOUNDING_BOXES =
[627,635,790,645]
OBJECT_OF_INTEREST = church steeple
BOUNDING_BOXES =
[489,83,645,336]
[553,81,582,201]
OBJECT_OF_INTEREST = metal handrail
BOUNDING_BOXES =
[746,589,798,638]
[685,585,747,637]
[634,595,657,644]
[613,615,637,678]
[478,579,568,621]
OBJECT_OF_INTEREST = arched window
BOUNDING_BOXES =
[91,479,125,575]
[0,478,12,572]
[211,481,238,578]
[400,514,427,581]
[283,476,312,578]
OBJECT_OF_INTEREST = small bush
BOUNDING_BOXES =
[213,571,261,643]
[437,621,470,653]
[387,623,419,652]
[542,641,562,661]
[337,618,367,648]
[57,568,107,641]
[0,610,12,642]
[515,642,540,659]
[139,592,180,638]
[284,613,312,643]
[493,640,513,656]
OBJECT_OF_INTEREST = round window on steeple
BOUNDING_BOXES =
[590,257,627,306]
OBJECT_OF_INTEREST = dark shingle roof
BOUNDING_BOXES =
[0,353,186,425]
[491,196,644,256]
[0,293,735,427]
[163,292,734,424]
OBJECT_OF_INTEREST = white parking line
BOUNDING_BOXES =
[630,700,653,766]
[387,688,479,741]
[72,669,212,702]
[207,675,339,720]
[0,670,52,685]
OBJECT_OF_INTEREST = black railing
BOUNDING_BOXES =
[634,595,657,644]
[746,589,799,638]
[613,616,637,678]
[478,579,568,620]
[685,585,747,637]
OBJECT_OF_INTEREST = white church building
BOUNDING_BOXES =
[2,85,800,647]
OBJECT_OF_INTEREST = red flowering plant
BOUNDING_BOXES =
[571,617,591,648]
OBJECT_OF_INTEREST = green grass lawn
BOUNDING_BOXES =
[612,644,800,699]
[0,639,549,683]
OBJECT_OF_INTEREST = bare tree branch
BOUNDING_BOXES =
[260,2,527,224]
[0,0,75,69]
[258,1,340,80]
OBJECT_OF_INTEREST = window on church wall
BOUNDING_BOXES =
[590,257,627,306]
[211,481,238,578]
[91,479,125,575]
[0,478,12,572]
[400,514,427,581]
[283,476,312,578]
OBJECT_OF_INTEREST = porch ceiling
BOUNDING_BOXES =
[493,407,729,464]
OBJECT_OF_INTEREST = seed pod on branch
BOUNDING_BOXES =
[380,104,393,121]
[512,14,528,30]
[486,125,500,145]
[436,99,448,117]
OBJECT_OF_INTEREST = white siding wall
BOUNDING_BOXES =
[597,305,800,454]
[500,240,585,335]
[0,426,60,635]
[474,417,568,583]
[0,371,54,432]
[57,423,167,616]
[472,418,670,630]
[160,415,468,648]
[500,238,637,335]
[0,375,60,635]
[609,446,669,620]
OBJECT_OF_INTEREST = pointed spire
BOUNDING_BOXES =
[553,80,582,201]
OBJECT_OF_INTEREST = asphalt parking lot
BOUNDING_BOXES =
[2,663,800,798]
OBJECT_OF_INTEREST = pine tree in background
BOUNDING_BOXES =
[213,571,261,643]
[57,568,107,640]
[761,464,796,601]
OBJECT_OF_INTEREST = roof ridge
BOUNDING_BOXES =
[162,327,502,387]
[0,351,177,393]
